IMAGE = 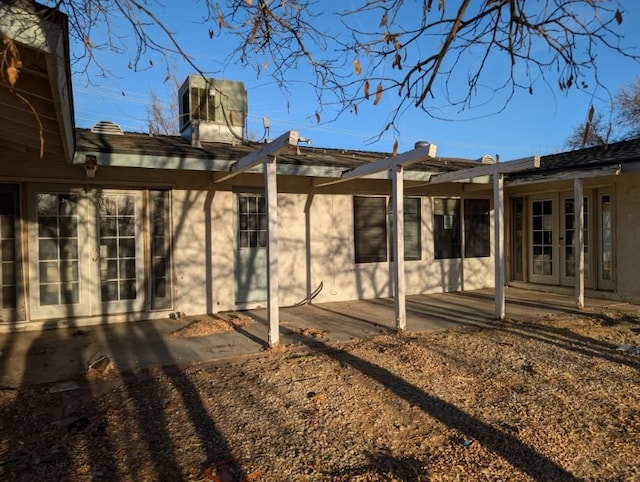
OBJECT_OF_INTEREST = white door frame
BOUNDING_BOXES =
[27,186,147,320]
[528,194,559,285]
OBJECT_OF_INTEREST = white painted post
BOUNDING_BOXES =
[265,156,280,346]
[392,165,406,331]
[574,177,585,309]
[494,172,506,320]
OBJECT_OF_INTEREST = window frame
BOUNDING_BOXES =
[353,195,422,264]
[433,197,491,260]
[464,198,491,258]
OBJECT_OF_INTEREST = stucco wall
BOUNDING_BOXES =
[615,173,640,303]
[171,184,496,314]
[1,162,496,325]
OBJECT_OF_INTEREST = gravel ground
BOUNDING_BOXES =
[1,309,639,481]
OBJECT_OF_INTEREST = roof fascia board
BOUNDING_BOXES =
[72,148,441,181]
[506,164,620,187]
[313,144,438,187]
[214,130,299,183]
[73,150,235,171]
[428,155,540,185]
[620,160,640,174]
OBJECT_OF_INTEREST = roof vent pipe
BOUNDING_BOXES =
[414,141,431,149]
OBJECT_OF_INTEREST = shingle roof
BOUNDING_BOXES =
[517,137,640,177]
[76,128,640,180]
[75,128,480,174]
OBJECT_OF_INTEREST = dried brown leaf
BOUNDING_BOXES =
[380,11,388,27]
[354,58,362,75]
[6,65,19,87]
[582,122,591,146]
[615,9,623,25]
[588,104,595,122]
[315,112,321,123]
[249,19,259,43]
[392,139,398,157]
[373,82,383,105]
[392,53,402,70]
[364,80,370,100]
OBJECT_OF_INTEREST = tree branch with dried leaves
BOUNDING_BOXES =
[37,0,640,144]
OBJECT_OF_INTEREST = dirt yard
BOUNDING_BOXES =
[1,309,639,481]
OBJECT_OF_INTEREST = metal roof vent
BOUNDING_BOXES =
[91,120,124,135]
[478,154,496,164]
[414,141,431,149]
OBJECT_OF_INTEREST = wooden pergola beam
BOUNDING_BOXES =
[214,130,299,183]
[313,144,438,187]
[429,156,540,185]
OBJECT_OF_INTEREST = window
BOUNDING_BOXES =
[402,197,422,261]
[149,190,172,309]
[354,196,422,264]
[354,196,387,263]
[434,198,461,259]
[0,186,20,315]
[238,194,267,248]
[434,198,491,259]
[464,199,490,258]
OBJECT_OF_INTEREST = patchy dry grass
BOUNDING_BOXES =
[1,310,639,481]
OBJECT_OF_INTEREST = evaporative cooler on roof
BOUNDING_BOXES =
[178,75,248,145]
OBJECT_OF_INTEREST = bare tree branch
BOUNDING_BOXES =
[36,0,640,140]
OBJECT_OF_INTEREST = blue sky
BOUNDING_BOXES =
[70,1,640,161]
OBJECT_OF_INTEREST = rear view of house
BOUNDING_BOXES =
[2,1,640,337]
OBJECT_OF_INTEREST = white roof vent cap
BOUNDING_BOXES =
[91,120,124,135]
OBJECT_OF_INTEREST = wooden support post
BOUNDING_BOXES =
[392,165,406,331]
[265,156,280,346]
[494,172,506,320]
[574,177,585,309]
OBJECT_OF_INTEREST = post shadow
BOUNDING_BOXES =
[247,310,579,481]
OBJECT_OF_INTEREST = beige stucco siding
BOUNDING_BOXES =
[615,173,640,302]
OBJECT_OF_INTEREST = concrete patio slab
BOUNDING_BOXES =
[0,287,636,388]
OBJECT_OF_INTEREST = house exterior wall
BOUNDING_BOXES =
[504,172,640,305]
[0,158,496,329]
[616,172,640,302]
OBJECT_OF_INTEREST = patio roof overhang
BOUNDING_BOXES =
[243,133,548,346]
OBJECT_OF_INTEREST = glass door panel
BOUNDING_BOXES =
[560,195,591,287]
[529,197,558,284]
[96,191,145,313]
[28,188,91,319]
[598,192,614,290]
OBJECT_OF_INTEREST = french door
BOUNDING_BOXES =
[525,189,613,291]
[559,194,592,288]
[529,196,557,284]
[28,187,145,319]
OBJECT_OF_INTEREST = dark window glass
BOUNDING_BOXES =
[433,198,461,259]
[354,196,387,263]
[150,190,172,309]
[390,197,422,261]
[464,199,491,258]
